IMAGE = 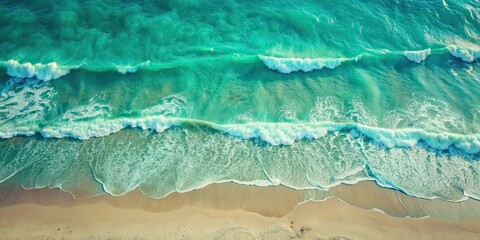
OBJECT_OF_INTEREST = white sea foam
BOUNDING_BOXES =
[1,90,479,154]
[5,60,72,81]
[308,97,378,126]
[3,119,479,202]
[383,97,466,133]
[0,129,35,138]
[116,65,138,74]
[0,78,55,124]
[354,124,480,154]
[42,94,190,139]
[116,61,151,74]
[280,103,299,122]
[40,116,176,140]
[80,121,480,154]
[1,117,479,155]
[259,55,358,73]
[220,123,330,145]
[62,93,111,121]
[447,45,480,62]
[403,49,431,63]
[472,108,480,133]
[141,94,191,117]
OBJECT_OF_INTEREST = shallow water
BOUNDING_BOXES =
[0,0,479,201]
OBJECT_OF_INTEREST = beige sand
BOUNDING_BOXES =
[0,181,479,239]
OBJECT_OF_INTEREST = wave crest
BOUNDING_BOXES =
[447,45,480,62]
[1,117,479,155]
[5,60,72,81]
[259,55,359,74]
[116,61,151,74]
[403,49,431,63]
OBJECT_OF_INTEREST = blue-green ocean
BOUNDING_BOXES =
[0,0,479,200]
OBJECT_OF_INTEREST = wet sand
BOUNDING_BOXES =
[0,181,479,239]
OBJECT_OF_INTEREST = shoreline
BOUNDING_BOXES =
[1,181,480,239]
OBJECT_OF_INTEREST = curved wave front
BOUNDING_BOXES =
[1,116,479,156]
[2,44,479,80]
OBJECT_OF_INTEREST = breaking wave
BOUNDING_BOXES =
[1,44,478,80]
[4,60,74,81]
[259,55,360,73]
[1,116,479,156]
[447,45,480,62]
[403,49,431,63]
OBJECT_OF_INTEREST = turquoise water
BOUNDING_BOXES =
[0,0,479,200]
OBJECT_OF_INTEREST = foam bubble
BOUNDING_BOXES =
[403,49,431,63]
[5,60,71,81]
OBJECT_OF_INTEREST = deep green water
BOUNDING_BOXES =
[0,0,479,201]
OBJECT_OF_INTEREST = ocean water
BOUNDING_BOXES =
[0,0,479,201]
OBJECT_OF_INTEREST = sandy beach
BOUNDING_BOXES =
[1,181,480,239]
[1,0,480,239]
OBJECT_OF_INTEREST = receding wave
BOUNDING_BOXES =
[1,91,479,202]
[1,119,479,202]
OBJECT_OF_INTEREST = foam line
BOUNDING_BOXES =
[5,60,73,81]
[1,118,479,155]
[259,55,360,73]
[403,49,431,63]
